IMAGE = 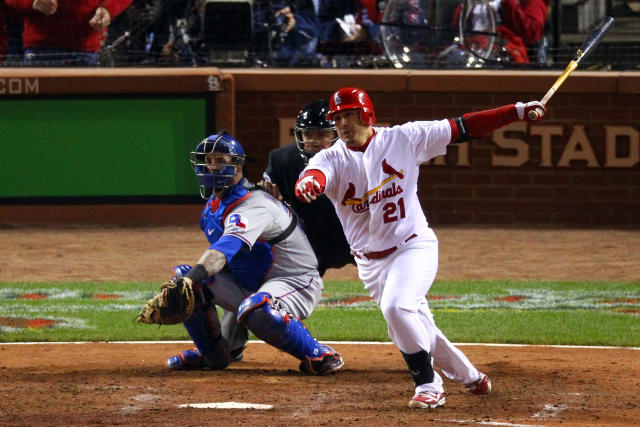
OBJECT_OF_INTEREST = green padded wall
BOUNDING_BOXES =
[0,97,207,198]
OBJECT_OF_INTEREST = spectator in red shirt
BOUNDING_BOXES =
[454,0,548,63]
[5,0,132,65]
[501,0,548,47]
[500,0,548,63]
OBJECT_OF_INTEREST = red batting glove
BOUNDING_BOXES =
[295,175,323,203]
[516,101,546,122]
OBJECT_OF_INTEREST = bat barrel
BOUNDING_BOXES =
[528,16,614,121]
[575,16,615,63]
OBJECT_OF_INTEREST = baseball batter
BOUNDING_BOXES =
[295,87,546,408]
[163,131,344,376]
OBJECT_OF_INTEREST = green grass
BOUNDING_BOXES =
[428,310,639,346]
[1,280,638,346]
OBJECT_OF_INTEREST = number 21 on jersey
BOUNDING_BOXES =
[383,198,406,223]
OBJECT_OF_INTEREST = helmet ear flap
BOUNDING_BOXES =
[359,107,375,125]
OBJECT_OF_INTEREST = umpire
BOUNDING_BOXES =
[259,99,354,275]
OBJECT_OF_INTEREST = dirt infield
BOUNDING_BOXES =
[2,226,640,282]
[1,226,640,426]
[0,342,638,426]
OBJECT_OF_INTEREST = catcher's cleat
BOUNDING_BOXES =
[409,391,446,409]
[166,348,208,370]
[230,344,246,363]
[465,372,491,395]
[299,352,344,375]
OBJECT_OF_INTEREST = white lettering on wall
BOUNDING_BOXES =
[207,75,220,91]
[557,126,599,167]
[432,143,470,166]
[278,118,297,147]
[0,78,40,94]
[277,119,640,169]
[604,126,639,168]
[487,124,638,168]
[492,122,529,167]
[530,125,563,167]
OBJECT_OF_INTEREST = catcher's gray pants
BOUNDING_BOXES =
[208,271,324,350]
[220,309,247,355]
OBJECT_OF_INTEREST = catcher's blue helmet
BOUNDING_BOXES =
[189,132,245,198]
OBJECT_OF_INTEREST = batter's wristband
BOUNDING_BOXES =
[452,116,470,143]
[185,264,209,285]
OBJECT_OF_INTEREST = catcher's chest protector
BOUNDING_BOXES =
[201,184,273,291]
[201,184,250,244]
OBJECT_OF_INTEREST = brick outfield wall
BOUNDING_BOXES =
[1,69,638,227]
[229,71,640,227]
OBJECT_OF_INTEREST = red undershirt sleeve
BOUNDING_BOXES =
[449,104,519,144]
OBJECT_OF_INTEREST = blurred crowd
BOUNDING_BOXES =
[0,0,549,68]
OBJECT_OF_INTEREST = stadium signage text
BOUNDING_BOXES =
[0,78,39,95]
[432,123,639,168]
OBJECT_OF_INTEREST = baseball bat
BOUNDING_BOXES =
[528,15,615,120]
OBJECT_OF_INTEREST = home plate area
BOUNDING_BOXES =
[1,341,638,425]
[178,402,274,410]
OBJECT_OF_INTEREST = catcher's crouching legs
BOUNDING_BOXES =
[237,292,344,375]
[167,303,231,370]
[163,264,230,370]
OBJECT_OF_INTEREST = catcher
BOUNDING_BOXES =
[138,131,344,375]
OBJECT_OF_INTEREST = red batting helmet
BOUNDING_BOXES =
[327,87,376,125]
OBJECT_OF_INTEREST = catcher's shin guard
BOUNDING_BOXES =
[237,292,339,371]
[180,305,231,370]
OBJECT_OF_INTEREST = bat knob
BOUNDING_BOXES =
[527,110,539,121]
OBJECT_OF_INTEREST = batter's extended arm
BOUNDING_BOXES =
[449,101,545,144]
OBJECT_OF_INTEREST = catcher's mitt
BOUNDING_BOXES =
[137,277,195,325]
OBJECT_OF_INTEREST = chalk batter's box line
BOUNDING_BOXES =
[2,340,639,351]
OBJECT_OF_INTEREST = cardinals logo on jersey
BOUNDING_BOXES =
[342,159,404,206]
[342,159,404,212]
[381,159,404,179]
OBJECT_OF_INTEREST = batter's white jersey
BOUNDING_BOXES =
[304,120,451,254]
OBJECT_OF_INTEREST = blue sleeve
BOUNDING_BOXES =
[295,11,319,38]
[210,235,246,261]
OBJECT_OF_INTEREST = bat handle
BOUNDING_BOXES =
[527,98,548,121]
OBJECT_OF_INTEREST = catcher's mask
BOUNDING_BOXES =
[190,131,245,198]
[293,99,338,162]
[326,87,376,126]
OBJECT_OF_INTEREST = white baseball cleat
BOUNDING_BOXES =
[408,391,446,409]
